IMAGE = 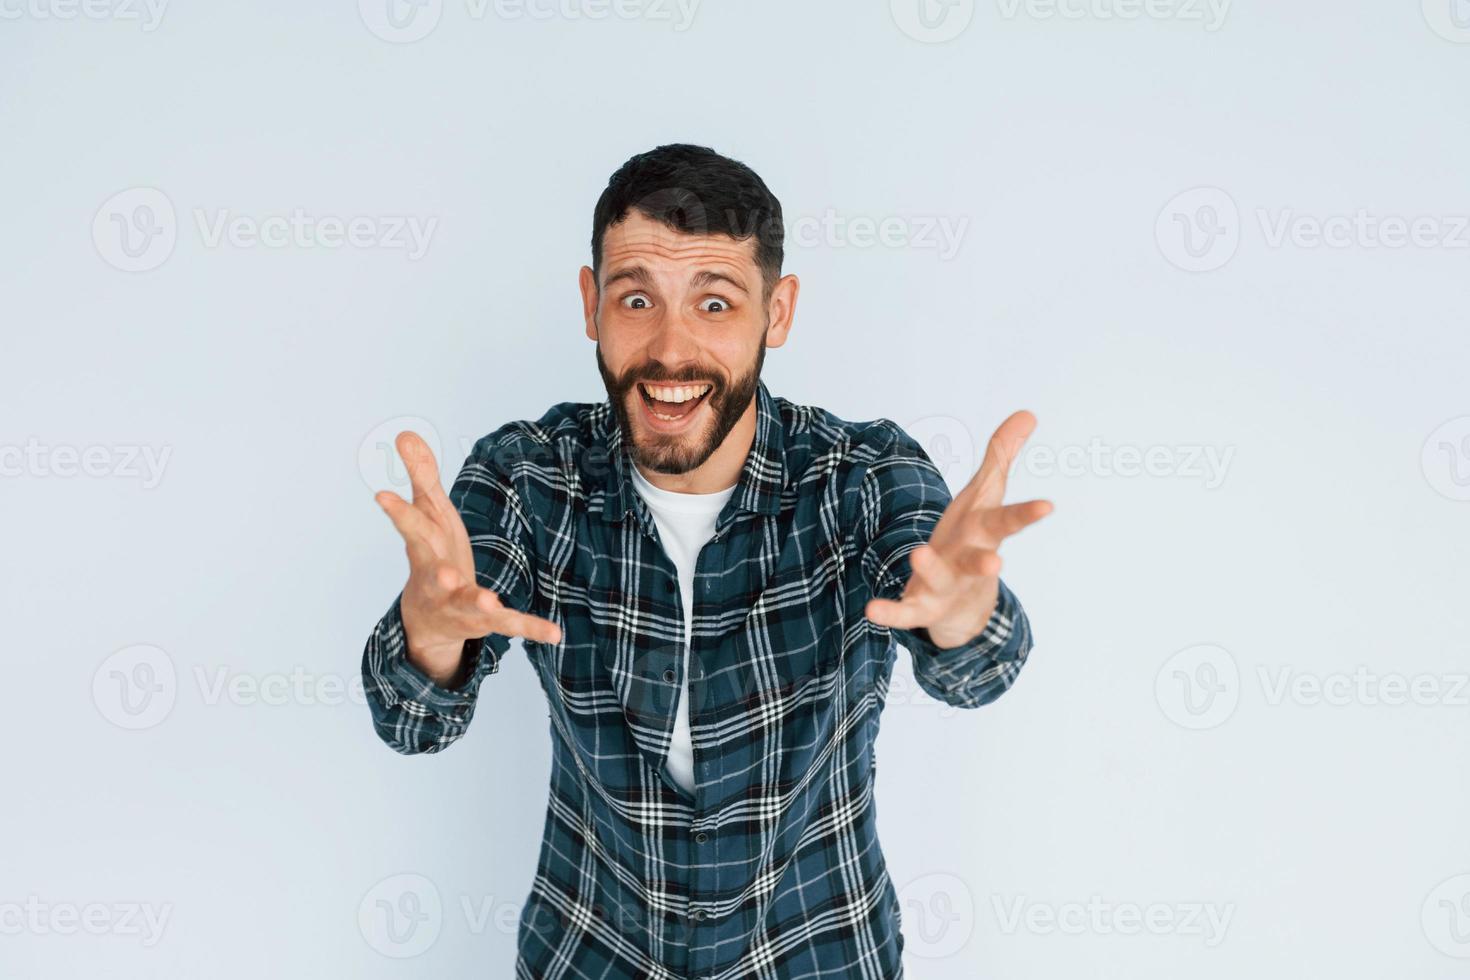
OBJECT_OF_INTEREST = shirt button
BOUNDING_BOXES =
[663,580,676,593]
[690,909,707,921]
[694,831,709,844]
[662,668,675,683]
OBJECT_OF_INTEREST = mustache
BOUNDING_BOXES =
[613,367,724,392]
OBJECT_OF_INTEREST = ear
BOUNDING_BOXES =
[763,274,799,349]
[579,266,599,341]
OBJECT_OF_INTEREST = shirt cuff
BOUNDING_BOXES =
[900,577,1026,667]
[372,594,509,714]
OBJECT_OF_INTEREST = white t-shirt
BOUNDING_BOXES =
[629,464,736,797]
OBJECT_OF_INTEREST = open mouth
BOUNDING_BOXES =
[637,382,713,425]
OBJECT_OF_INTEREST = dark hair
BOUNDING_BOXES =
[590,143,785,304]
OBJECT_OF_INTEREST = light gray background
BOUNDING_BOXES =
[3,1,1468,977]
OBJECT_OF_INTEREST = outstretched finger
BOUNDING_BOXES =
[965,410,1037,508]
[395,431,448,508]
[864,596,932,632]
[375,490,439,566]
[981,498,1054,539]
[480,601,564,645]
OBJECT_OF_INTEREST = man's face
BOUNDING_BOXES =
[583,210,791,475]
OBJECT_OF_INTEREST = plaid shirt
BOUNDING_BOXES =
[362,380,1033,979]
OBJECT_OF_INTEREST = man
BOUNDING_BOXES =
[362,143,1051,978]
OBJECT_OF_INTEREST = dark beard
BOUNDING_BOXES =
[596,342,765,476]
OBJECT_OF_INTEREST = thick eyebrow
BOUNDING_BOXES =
[602,264,748,296]
[689,268,748,295]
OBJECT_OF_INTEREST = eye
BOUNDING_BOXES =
[621,292,653,310]
[699,297,731,314]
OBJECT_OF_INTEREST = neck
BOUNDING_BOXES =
[635,393,757,495]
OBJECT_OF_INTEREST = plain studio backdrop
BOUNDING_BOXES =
[2,2,1467,977]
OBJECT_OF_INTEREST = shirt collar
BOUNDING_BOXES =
[597,378,787,524]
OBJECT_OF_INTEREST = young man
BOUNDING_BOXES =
[362,144,1051,978]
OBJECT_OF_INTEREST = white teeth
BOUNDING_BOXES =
[642,383,711,404]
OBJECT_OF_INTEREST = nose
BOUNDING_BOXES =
[644,310,702,375]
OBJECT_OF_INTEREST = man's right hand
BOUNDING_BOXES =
[374,431,562,688]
